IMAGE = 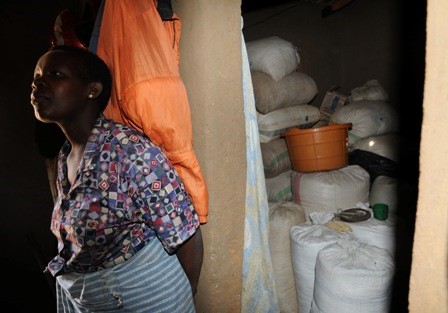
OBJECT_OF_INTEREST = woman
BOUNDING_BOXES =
[30,45,203,312]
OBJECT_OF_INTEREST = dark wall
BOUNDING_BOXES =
[0,1,80,311]
[241,0,293,13]
[243,0,402,105]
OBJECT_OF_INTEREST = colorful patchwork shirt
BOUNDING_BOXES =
[46,115,200,276]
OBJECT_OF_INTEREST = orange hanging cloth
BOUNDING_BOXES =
[96,0,209,223]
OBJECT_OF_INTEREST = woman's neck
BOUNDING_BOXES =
[59,112,100,149]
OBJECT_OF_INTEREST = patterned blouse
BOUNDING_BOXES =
[46,115,200,276]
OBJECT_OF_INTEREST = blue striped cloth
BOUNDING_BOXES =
[56,238,195,312]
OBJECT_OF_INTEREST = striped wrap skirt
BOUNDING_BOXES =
[55,238,195,313]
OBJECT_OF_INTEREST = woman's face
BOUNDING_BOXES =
[30,50,90,123]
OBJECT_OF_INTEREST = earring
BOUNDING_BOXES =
[88,93,94,99]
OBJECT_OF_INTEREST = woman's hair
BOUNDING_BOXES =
[49,45,112,111]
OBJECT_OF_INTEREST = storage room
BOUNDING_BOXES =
[241,0,425,312]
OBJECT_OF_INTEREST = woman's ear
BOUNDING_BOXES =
[87,82,103,100]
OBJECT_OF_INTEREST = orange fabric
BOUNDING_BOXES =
[162,14,181,63]
[97,0,208,223]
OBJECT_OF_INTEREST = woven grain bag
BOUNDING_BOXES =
[261,137,292,178]
[269,201,306,313]
[246,36,300,81]
[311,239,395,313]
[252,70,317,114]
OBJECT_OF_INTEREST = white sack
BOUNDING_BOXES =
[349,79,389,102]
[290,223,352,313]
[252,70,318,114]
[348,211,397,258]
[369,175,399,213]
[269,202,306,313]
[246,36,300,81]
[311,239,395,313]
[350,133,401,162]
[291,165,370,218]
[258,104,320,143]
[260,137,292,178]
[265,170,293,202]
[329,100,399,146]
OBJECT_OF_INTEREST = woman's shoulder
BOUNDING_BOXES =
[103,117,160,152]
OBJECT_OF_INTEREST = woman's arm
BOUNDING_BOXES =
[176,227,204,297]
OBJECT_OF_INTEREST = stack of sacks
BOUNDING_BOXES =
[330,79,399,148]
[290,212,396,313]
[246,36,320,202]
[246,36,320,144]
[268,201,306,313]
[246,37,322,312]
[290,212,353,313]
[331,80,405,212]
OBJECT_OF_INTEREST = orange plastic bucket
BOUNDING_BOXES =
[282,123,352,172]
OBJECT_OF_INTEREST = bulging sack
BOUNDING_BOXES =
[246,36,300,81]
[252,70,318,114]
[257,104,320,143]
[269,201,306,313]
[330,100,399,146]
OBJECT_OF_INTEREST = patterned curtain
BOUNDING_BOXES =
[240,18,280,313]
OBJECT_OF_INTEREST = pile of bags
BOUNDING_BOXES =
[329,79,403,214]
[246,35,321,313]
[246,36,320,145]
[246,36,404,313]
[290,213,395,313]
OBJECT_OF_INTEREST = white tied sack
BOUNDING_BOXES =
[265,170,293,202]
[311,239,395,313]
[350,133,401,162]
[369,175,399,213]
[329,100,399,146]
[290,222,352,313]
[348,209,397,258]
[252,70,318,114]
[269,202,306,313]
[260,137,292,178]
[246,36,300,81]
[291,165,370,219]
[257,104,320,143]
[349,79,389,102]
[334,202,397,257]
